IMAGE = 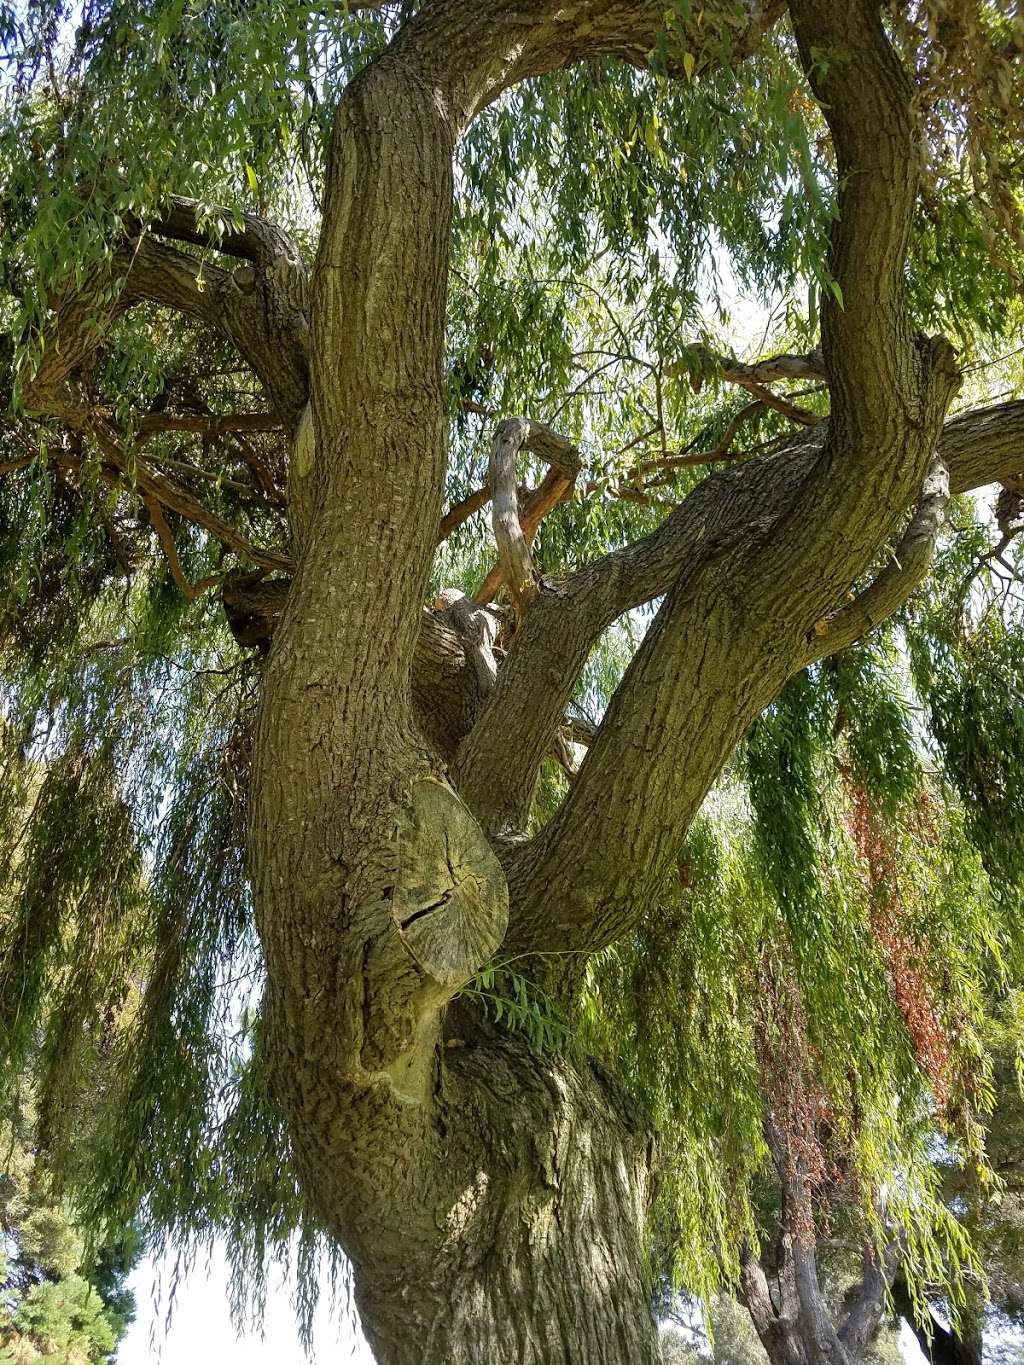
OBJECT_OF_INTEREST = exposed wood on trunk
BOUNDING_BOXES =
[245,6,787,1355]
[485,417,539,616]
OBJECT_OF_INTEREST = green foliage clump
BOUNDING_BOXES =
[0,1089,136,1364]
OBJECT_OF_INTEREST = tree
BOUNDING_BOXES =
[662,1285,903,1365]
[890,1017,1024,1365]
[0,1089,136,1365]
[2,2,1024,1363]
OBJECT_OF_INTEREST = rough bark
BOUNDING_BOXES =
[352,1030,660,1365]
[243,7,794,1358]
[246,3,985,1352]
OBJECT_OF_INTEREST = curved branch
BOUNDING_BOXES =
[22,238,225,414]
[780,0,961,565]
[481,4,967,955]
[474,465,575,603]
[147,194,302,266]
[801,454,950,667]
[453,399,1024,837]
[24,221,309,432]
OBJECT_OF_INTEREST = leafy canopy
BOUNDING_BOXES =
[1,0,1024,1339]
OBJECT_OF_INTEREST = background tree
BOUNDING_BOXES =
[889,1015,1024,1365]
[2,2,1024,1363]
[0,1086,136,1365]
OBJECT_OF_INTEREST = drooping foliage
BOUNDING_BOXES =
[2,0,1024,1347]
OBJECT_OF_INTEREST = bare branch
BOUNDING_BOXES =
[453,399,1024,841]
[141,491,221,599]
[136,411,282,441]
[720,350,825,387]
[484,418,539,616]
[438,485,492,541]
[475,466,575,605]
[54,416,292,575]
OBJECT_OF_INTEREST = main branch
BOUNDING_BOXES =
[495,0,963,957]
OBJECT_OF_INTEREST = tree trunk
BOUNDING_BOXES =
[740,1243,811,1365]
[892,1275,983,1365]
[348,1027,661,1365]
[243,8,961,1365]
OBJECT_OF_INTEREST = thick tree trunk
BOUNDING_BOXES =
[347,1028,660,1365]
[244,8,960,1365]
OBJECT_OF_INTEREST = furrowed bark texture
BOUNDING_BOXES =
[353,1033,659,1365]
[230,1,979,1360]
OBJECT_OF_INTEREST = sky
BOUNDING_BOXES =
[116,1241,935,1365]
[117,1243,375,1365]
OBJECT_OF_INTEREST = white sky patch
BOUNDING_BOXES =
[118,1242,374,1364]
[898,1319,927,1363]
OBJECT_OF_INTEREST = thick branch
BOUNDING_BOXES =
[780,0,961,567]
[487,4,964,955]
[453,400,1023,840]
[739,1244,809,1365]
[837,1246,898,1360]
[147,194,302,267]
[22,238,223,414]
[24,223,309,432]
[801,454,950,666]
